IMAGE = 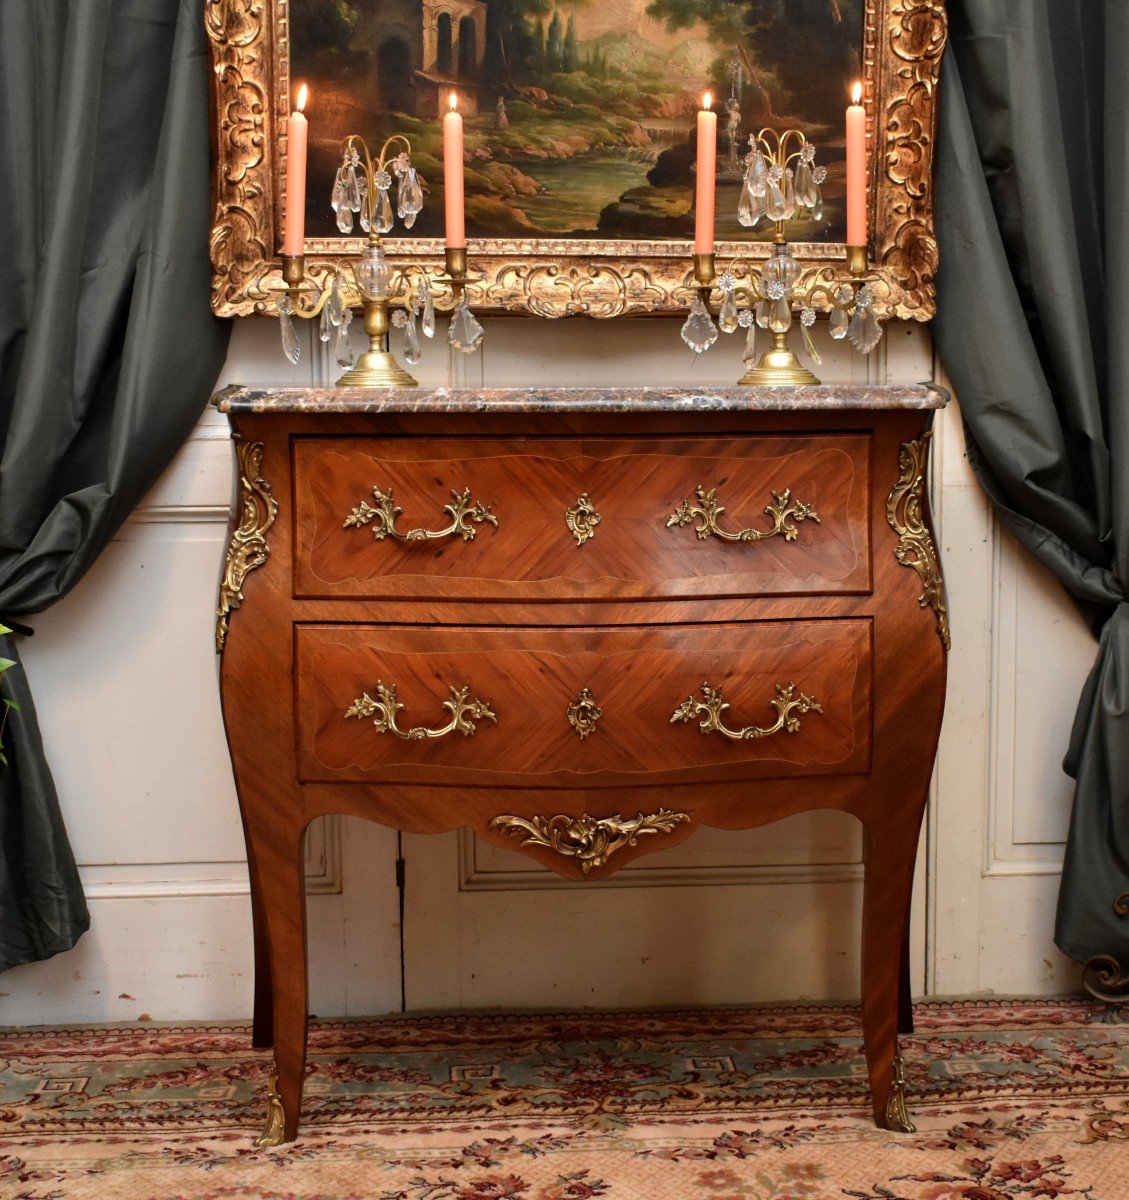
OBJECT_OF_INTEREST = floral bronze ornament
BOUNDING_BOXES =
[671,682,822,741]
[566,688,603,740]
[345,681,496,741]
[884,1044,916,1133]
[216,440,278,654]
[343,486,498,544]
[886,434,950,650]
[565,494,601,547]
[489,810,690,873]
[668,486,819,544]
[206,1,945,321]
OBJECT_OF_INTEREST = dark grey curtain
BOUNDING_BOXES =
[934,1,1128,966]
[0,0,231,970]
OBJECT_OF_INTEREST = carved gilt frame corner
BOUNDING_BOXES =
[206,0,946,321]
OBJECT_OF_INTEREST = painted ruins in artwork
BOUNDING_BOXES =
[292,0,863,243]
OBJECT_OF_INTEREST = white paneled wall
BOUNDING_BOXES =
[0,315,1088,1023]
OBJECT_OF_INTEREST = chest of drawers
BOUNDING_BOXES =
[213,383,949,1146]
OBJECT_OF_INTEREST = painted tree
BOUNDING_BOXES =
[546,10,564,71]
[644,0,860,124]
[564,14,579,71]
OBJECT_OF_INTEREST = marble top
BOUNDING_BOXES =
[214,383,949,414]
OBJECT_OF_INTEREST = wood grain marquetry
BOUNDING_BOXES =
[292,435,872,601]
[215,391,949,1144]
[295,620,871,787]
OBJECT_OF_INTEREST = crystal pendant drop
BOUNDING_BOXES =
[811,165,827,222]
[794,161,817,209]
[327,276,345,327]
[331,167,348,215]
[847,306,883,354]
[336,205,354,234]
[748,150,769,197]
[398,167,424,222]
[738,181,762,228]
[766,171,787,221]
[402,310,422,364]
[783,168,796,220]
[278,295,300,365]
[319,304,331,343]
[800,308,822,365]
[829,306,850,339]
[755,298,771,329]
[769,296,792,333]
[718,287,739,334]
[358,174,371,233]
[374,186,394,234]
[344,164,361,212]
[335,306,354,368]
[419,284,436,338]
[739,309,757,368]
[680,295,719,354]
[449,300,484,354]
[802,322,822,365]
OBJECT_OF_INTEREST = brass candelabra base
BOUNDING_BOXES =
[337,348,419,388]
[336,294,418,389]
[739,331,821,387]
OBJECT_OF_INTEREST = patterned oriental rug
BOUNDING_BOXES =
[1,1000,1127,1200]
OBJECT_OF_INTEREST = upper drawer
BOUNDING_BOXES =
[295,618,872,789]
[292,435,872,602]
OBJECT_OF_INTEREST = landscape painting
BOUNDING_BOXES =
[291,0,864,244]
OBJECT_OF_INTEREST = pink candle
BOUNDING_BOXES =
[846,81,867,247]
[283,84,308,256]
[694,93,717,255]
[443,93,466,249]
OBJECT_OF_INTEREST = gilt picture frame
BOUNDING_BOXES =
[206,0,945,320]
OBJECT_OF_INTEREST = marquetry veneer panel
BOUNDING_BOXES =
[294,618,872,787]
[291,434,872,602]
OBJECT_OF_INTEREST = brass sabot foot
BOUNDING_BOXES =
[883,1045,916,1133]
[253,1064,286,1147]
[336,348,419,388]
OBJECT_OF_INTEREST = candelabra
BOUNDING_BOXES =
[681,128,882,386]
[275,133,483,387]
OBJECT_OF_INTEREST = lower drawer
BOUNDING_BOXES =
[295,620,872,788]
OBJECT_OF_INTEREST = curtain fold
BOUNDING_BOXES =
[934,0,1129,966]
[0,0,231,971]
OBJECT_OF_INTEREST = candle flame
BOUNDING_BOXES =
[702,92,712,111]
[449,91,458,111]
[296,83,308,112]
[851,81,862,105]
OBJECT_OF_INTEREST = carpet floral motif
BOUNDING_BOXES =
[1,1000,1126,1199]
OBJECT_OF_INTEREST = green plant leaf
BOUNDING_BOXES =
[0,657,16,674]
[3,698,19,713]
[0,624,11,636]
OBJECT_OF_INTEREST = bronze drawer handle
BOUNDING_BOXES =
[345,681,496,740]
[671,682,822,740]
[667,486,819,543]
[343,486,498,543]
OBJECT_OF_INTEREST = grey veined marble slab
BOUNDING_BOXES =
[214,383,949,414]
